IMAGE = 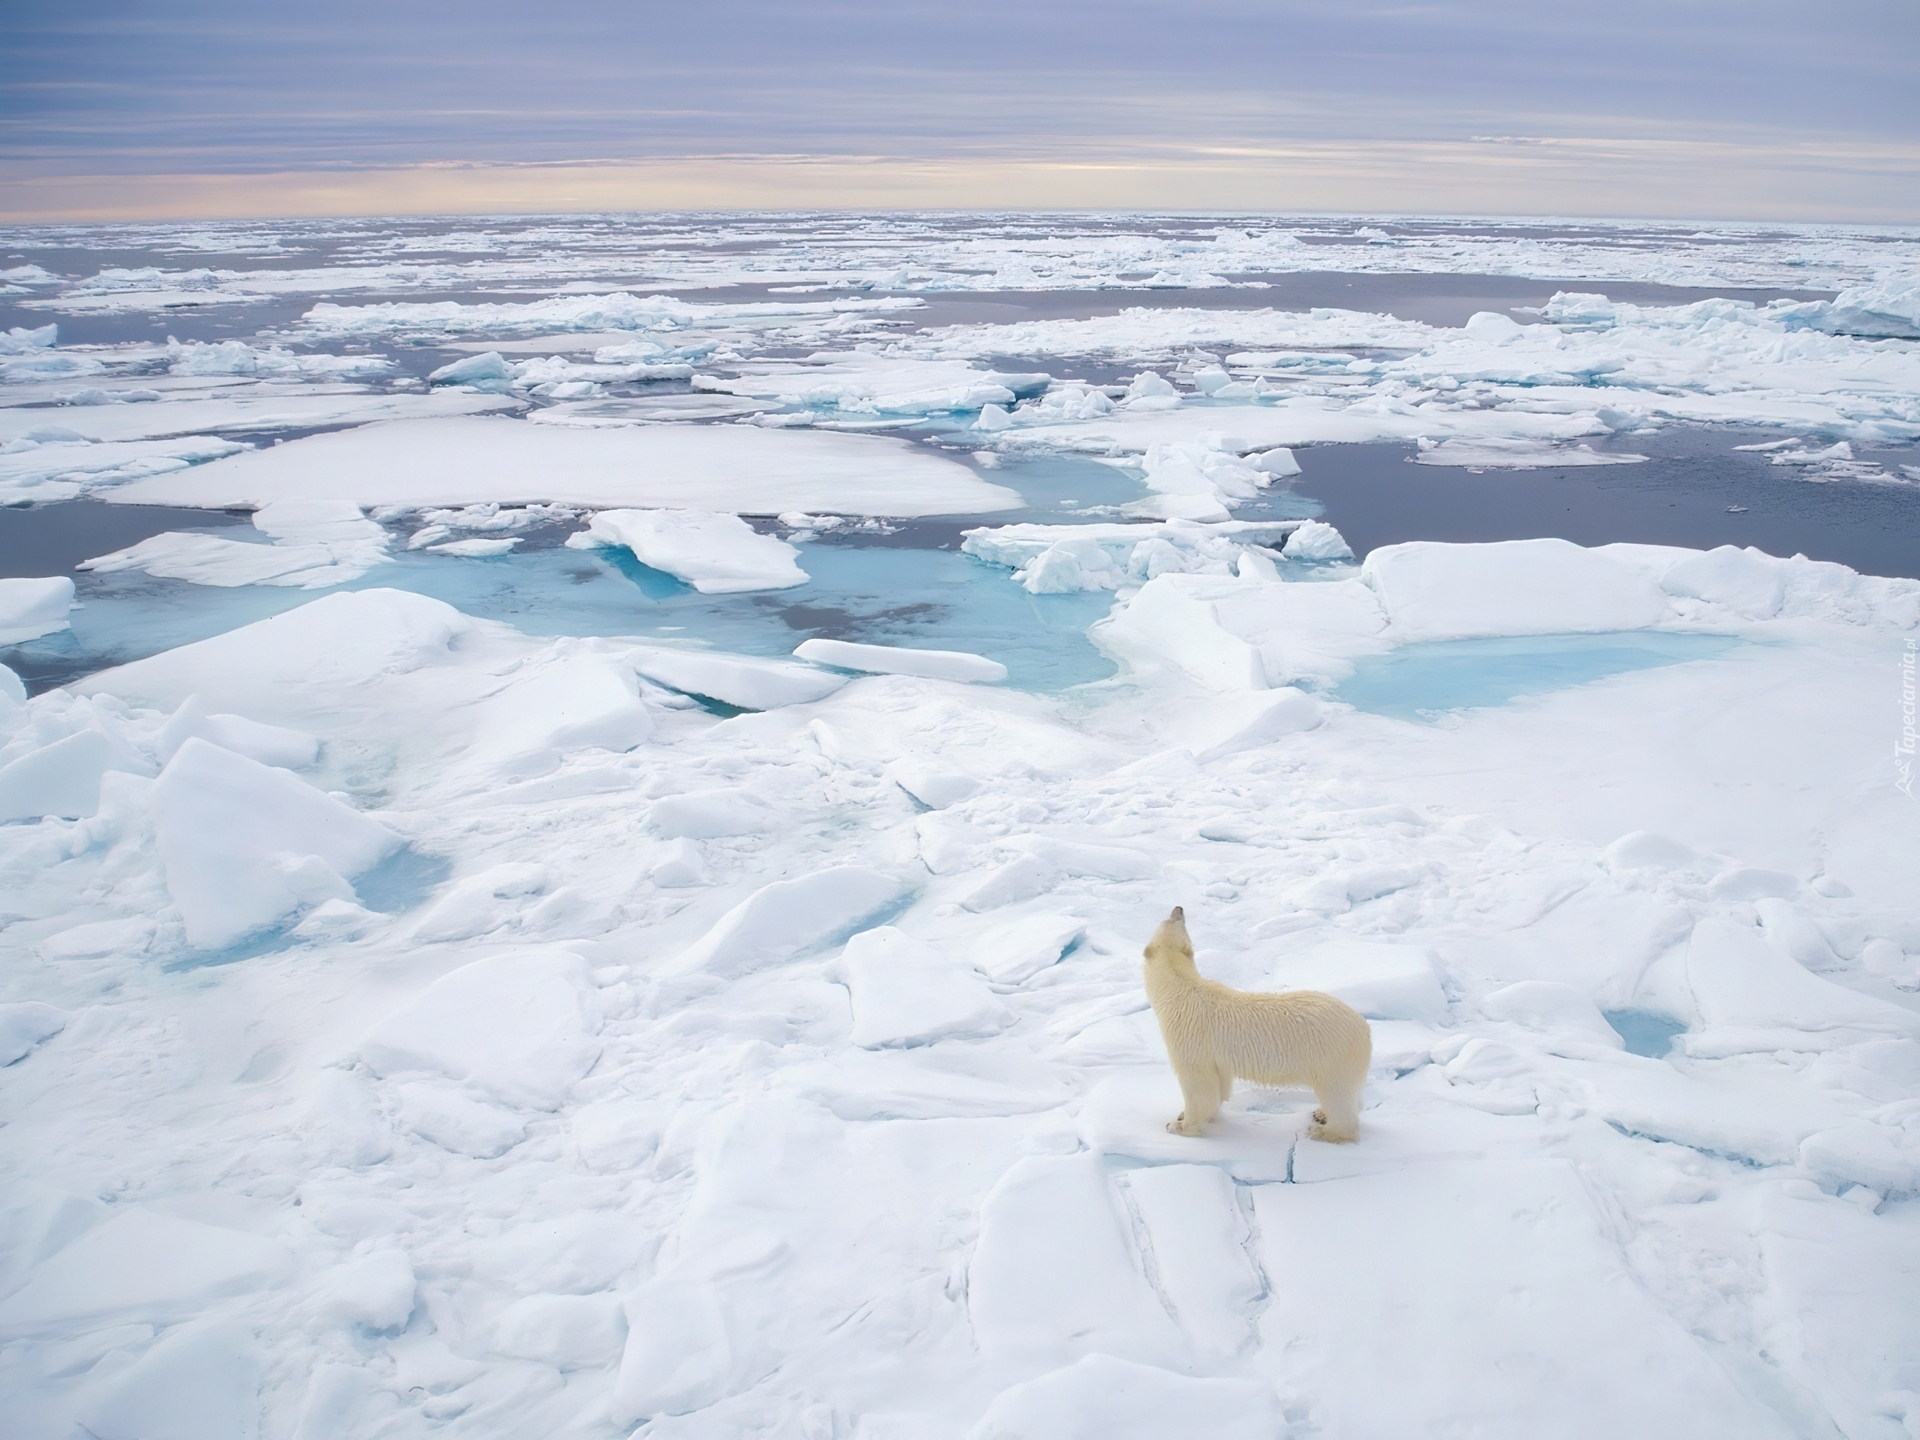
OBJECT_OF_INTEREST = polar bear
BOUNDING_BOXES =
[1143,906,1371,1142]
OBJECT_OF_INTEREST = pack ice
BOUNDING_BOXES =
[4,213,1920,1440]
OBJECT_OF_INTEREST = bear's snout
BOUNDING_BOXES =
[1170,905,1184,921]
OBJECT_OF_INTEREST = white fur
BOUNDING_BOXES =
[1143,906,1372,1142]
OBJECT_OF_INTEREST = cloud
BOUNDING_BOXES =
[2,0,1916,219]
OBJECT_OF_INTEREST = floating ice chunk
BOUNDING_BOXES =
[0,321,57,348]
[647,789,771,839]
[81,499,391,590]
[76,589,471,715]
[1281,519,1352,561]
[153,738,401,948]
[1249,446,1301,476]
[427,350,513,390]
[632,648,844,710]
[0,576,74,645]
[669,866,910,979]
[1125,370,1178,401]
[492,1293,627,1369]
[0,434,249,505]
[1014,534,1121,593]
[1363,539,1669,639]
[426,536,518,557]
[360,947,601,1109]
[971,911,1084,983]
[309,1247,416,1331]
[0,1002,67,1065]
[158,697,321,769]
[969,1354,1282,1440]
[1794,279,1920,340]
[1129,439,1275,522]
[570,509,807,593]
[1413,437,1646,468]
[71,1320,260,1440]
[110,415,1022,516]
[1270,938,1447,1022]
[967,1154,1183,1362]
[793,637,1006,682]
[0,728,111,823]
[839,926,1010,1047]
[0,1208,292,1334]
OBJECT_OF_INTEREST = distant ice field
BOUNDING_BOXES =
[3,214,1920,1440]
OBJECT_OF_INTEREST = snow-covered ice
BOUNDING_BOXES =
[3,212,1919,1440]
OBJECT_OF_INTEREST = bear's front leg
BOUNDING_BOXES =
[1167,1064,1219,1136]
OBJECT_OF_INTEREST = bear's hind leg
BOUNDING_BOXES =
[1306,1080,1362,1144]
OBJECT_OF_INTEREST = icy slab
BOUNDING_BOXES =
[838,926,1010,1047]
[970,912,1085,983]
[75,588,471,715]
[491,1293,627,1369]
[967,1154,1185,1363]
[961,519,1301,595]
[0,434,249,505]
[0,1208,292,1336]
[1076,1070,1294,1183]
[668,866,910,979]
[359,947,602,1110]
[1269,938,1448,1022]
[80,499,391,590]
[0,729,112,823]
[154,738,402,948]
[71,1320,261,1440]
[969,1354,1283,1440]
[1173,687,1323,762]
[0,390,520,446]
[471,657,653,770]
[1119,1163,1264,1355]
[793,637,1007,683]
[0,1001,67,1066]
[1363,539,1669,640]
[567,510,806,593]
[631,648,845,710]
[0,576,75,645]
[108,415,1023,516]
[646,789,771,839]
[1413,437,1648,468]
[158,696,320,770]
[1281,519,1352,561]
[1254,1159,1799,1438]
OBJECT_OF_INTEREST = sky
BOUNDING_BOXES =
[2,0,1917,223]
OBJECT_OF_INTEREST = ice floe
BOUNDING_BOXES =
[565,510,806,593]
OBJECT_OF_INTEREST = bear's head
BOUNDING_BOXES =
[1143,905,1196,975]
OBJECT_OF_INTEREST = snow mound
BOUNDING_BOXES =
[0,1208,292,1336]
[72,1320,261,1440]
[567,510,806,593]
[360,948,603,1110]
[970,1354,1282,1440]
[793,637,1007,682]
[669,866,910,979]
[0,1001,68,1066]
[153,738,402,948]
